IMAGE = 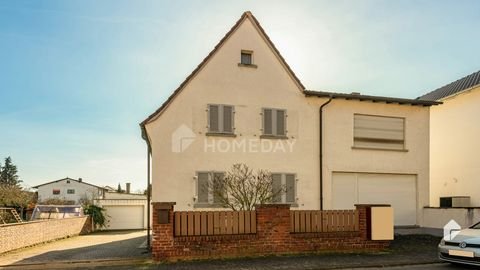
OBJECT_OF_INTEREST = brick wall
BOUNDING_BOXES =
[0,216,91,254]
[151,203,390,261]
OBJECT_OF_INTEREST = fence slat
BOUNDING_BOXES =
[305,211,311,232]
[239,211,245,234]
[233,212,239,234]
[251,211,256,233]
[207,212,214,235]
[181,212,188,236]
[245,210,251,233]
[213,212,220,235]
[200,212,207,235]
[174,212,181,236]
[187,212,194,236]
[194,212,201,235]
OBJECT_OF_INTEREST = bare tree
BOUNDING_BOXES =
[205,164,284,211]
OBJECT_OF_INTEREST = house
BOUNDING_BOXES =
[419,70,480,207]
[140,11,440,226]
[33,177,106,204]
[95,183,148,230]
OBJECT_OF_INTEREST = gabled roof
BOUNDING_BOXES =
[305,90,441,106]
[140,11,305,129]
[32,177,107,190]
[418,70,480,101]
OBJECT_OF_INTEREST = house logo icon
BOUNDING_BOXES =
[443,219,461,241]
[171,124,196,153]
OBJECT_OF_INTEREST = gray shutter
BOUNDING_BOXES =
[285,174,295,203]
[272,174,282,203]
[209,105,219,132]
[263,109,273,135]
[276,110,286,136]
[223,106,233,133]
[197,173,209,203]
[213,172,224,203]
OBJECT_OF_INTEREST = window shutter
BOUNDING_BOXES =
[272,174,282,203]
[263,109,273,135]
[209,105,219,132]
[212,172,224,203]
[197,173,209,203]
[285,174,295,203]
[354,114,405,150]
[276,110,286,136]
[223,106,233,133]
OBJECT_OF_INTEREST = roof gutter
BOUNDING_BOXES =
[319,96,333,210]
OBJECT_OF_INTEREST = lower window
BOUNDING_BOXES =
[196,171,225,206]
[272,173,296,204]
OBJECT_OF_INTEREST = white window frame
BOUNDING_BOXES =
[271,173,297,204]
[261,108,287,137]
[195,171,225,206]
[207,104,235,134]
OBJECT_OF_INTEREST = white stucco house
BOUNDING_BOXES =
[33,177,106,204]
[140,11,440,226]
[419,70,480,208]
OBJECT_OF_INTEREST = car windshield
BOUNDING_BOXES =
[471,222,480,229]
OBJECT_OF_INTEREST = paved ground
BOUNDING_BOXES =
[0,230,148,266]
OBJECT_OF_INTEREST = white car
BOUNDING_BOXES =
[439,221,480,266]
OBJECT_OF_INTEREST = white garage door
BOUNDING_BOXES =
[104,205,144,230]
[332,172,417,226]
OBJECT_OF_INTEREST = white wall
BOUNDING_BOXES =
[430,86,480,207]
[36,179,103,203]
[423,207,480,229]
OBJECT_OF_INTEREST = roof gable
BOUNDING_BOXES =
[419,70,480,101]
[140,11,305,129]
[32,177,106,190]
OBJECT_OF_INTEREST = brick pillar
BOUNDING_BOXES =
[151,202,176,261]
[255,204,291,253]
[355,204,369,240]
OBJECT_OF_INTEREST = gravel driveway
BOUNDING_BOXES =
[0,230,148,266]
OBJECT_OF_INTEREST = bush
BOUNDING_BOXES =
[83,204,108,229]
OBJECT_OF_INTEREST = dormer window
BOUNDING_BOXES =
[239,50,257,68]
[241,50,252,65]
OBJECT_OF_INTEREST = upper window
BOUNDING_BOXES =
[353,114,405,150]
[262,108,287,137]
[196,171,225,206]
[52,189,60,195]
[208,104,234,134]
[272,173,296,204]
[240,50,253,65]
[67,189,75,194]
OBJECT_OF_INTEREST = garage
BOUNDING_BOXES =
[332,172,417,226]
[103,205,145,230]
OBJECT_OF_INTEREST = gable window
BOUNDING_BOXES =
[67,189,75,194]
[52,189,60,195]
[195,171,225,207]
[353,114,405,151]
[241,51,253,65]
[207,104,235,135]
[262,108,287,137]
[272,173,296,204]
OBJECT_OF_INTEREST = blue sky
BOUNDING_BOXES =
[1,0,479,191]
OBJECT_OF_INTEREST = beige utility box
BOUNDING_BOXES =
[371,206,394,240]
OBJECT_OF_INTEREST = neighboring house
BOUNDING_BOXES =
[140,12,439,226]
[419,70,480,207]
[95,183,148,230]
[33,177,106,204]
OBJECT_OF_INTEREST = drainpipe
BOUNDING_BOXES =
[141,125,152,251]
[319,96,333,210]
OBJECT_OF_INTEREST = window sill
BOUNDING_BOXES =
[260,135,289,140]
[351,146,409,152]
[238,63,258,68]
[193,203,227,209]
[271,202,299,207]
[206,132,237,138]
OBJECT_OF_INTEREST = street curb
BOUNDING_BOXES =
[0,258,152,270]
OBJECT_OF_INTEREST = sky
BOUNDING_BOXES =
[1,0,479,191]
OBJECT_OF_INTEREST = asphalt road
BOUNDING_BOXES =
[354,263,475,270]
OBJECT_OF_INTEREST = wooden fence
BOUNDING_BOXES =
[290,210,359,233]
[174,211,256,236]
